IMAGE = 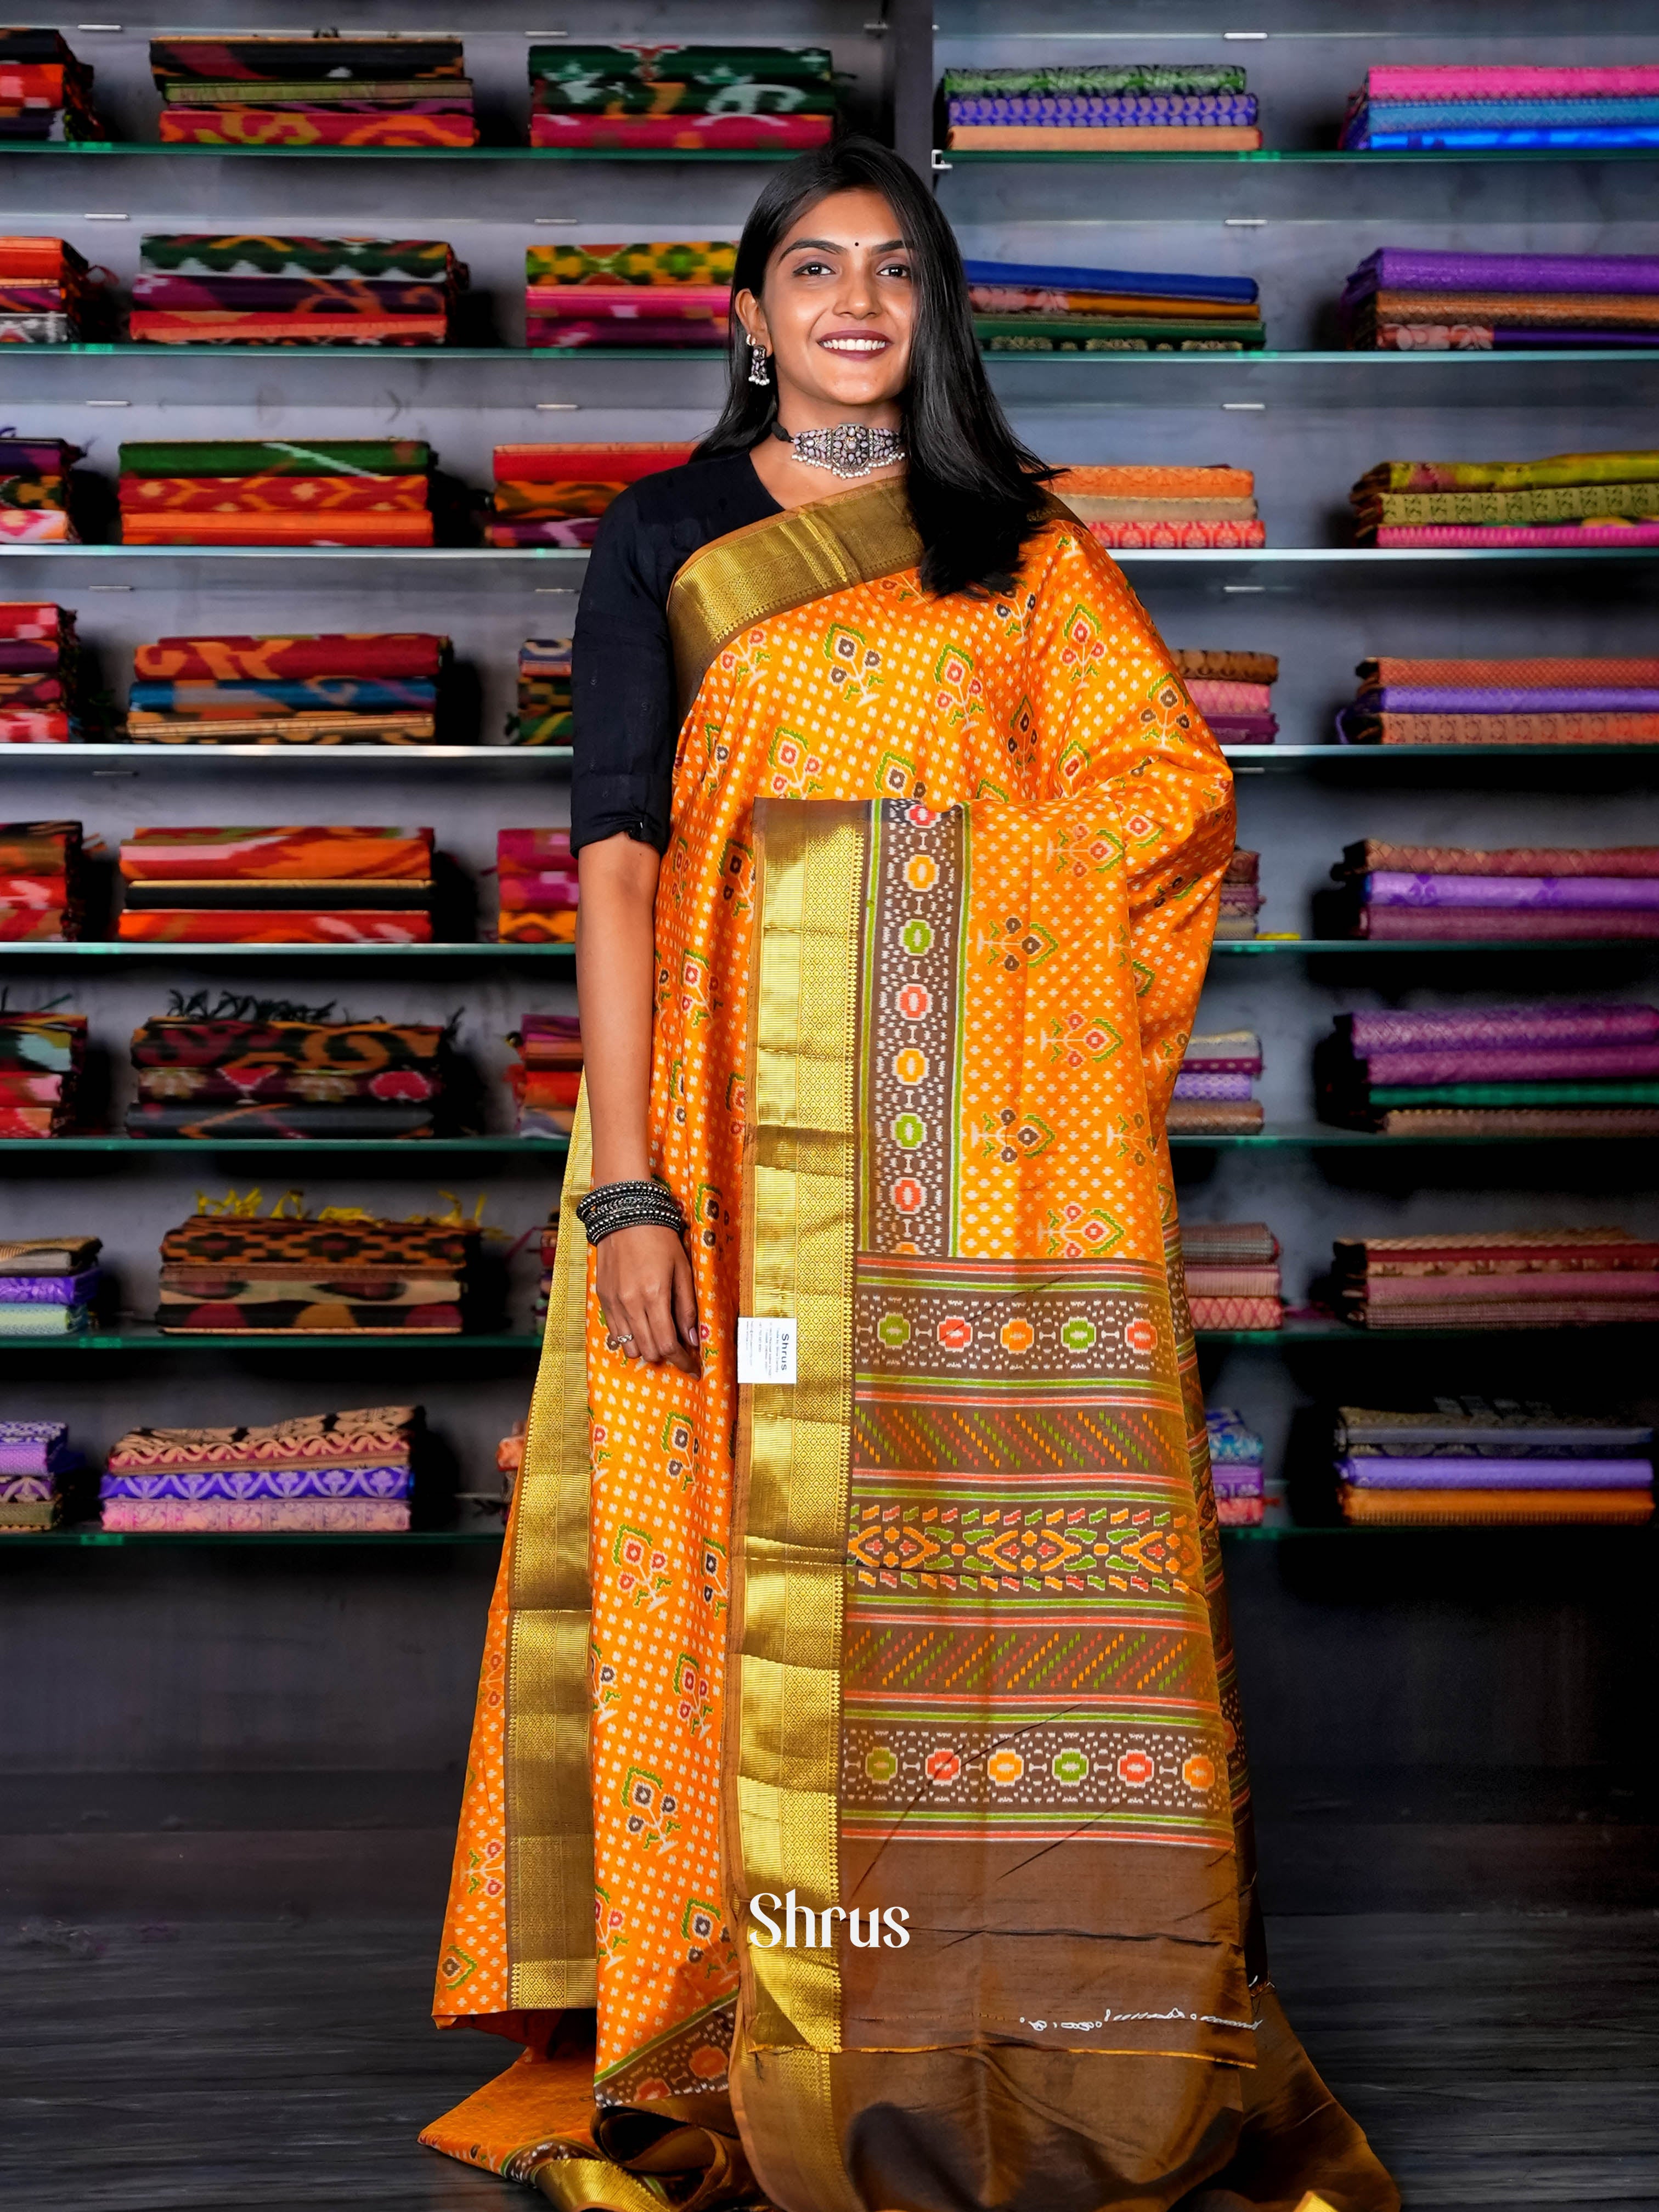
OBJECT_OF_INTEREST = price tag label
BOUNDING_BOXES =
[737,1316,797,1386]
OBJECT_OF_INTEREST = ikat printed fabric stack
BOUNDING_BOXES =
[0,1008,84,1133]
[1168,1032,1263,1135]
[0,820,84,940]
[1340,247,1659,353]
[1182,1221,1283,1332]
[1051,465,1263,550]
[0,1419,90,1531]
[1215,848,1262,939]
[0,236,110,343]
[1,605,92,742]
[525,244,735,352]
[0,27,99,141]
[965,255,1263,352]
[117,437,445,548]
[1340,63,1659,153]
[131,234,467,348]
[1330,839,1659,943]
[488,444,695,547]
[528,45,834,154]
[515,640,571,745]
[1336,652,1659,748]
[117,825,435,945]
[496,830,577,945]
[1206,1408,1267,1527]
[1350,447,1659,549]
[0,437,79,543]
[1334,1400,1655,1526]
[127,996,456,1141]
[1174,649,1279,745]
[127,631,452,746]
[100,1404,425,1532]
[507,1014,582,1138]
[156,1201,482,1334]
[0,1235,99,1342]
[1316,1003,1659,1138]
[149,34,476,149]
[1329,1227,1659,1332]
[941,62,1262,152]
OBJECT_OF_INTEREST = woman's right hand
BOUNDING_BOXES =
[595,1221,700,1373]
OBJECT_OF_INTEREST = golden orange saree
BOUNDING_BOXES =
[424,483,1397,2212]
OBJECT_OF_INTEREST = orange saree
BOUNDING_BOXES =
[425,482,1397,2212]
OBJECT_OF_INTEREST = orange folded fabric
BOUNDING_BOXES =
[498,909,577,944]
[1052,465,1255,500]
[117,911,434,944]
[119,475,430,514]
[121,513,435,546]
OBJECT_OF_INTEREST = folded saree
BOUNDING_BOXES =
[1359,449,1659,494]
[0,713,68,743]
[128,1102,435,1137]
[527,318,727,352]
[121,476,429,514]
[121,825,432,879]
[120,438,429,476]
[0,1269,96,1304]
[101,1498,411,1531]
[1363,324,1659,352]
[1348,1002,1659,1048]
[1089,518,1268,548]
[1367,65,1659,100]
[950,125,1263,149]
[950,94,1259,127]
[151,37,465,81]
[1188,1294,1283,1329]
[1183,1222,1282,1265]
[523,286,729,321]
[1069,495,1259,523]
[138,633,444,682]
[1341,840,1659,878]
[1373,1081,1659,1109]
[528,242,735,287]
[1365,872,1659,908]
[144,235,455,280]
[946,65,1246,96]
[0,1304,87,1335]
[0,514,72,543]
[129,715,436,745]
[1351,125,1659,150]
[132,678,435,714]
[529,112,829,150]
[1175,648,1278,684]
[109,1403,419,1470]
[162,1211,473,1270]
[528,43,831,99]
[1364,685,1659,712]
[1375,521,1659,546]
[103,1465,412,1499]
[1342,711,1659,746]
[131,312,449,348]
[1347,248,1659,296]
[1363,653,1659,687]
[119,911,434,944]
[160,1300,459,1333]
[136,1064,439,1101]
[1340,1485,1651,1525]
[1173,1071,1255,1099]
[1376,1106,1659,1135]
[1186,1266,1280,1297]
[426,482,1395,2212]
[123,514,436,548]
[1362,1042,1659,1084]
[158,109,478,146]
[1359,907,1659,940]
[1362,483,1659,526]
[1166,1098,1265,1132]
[135,273,452,316]
[133,1015,443,1070]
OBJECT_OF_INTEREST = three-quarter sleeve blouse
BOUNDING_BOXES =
[569,451,779,854]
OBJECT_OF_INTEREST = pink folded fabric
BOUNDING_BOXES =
[1376,522,1659,548]
[1185,680,1273,714]
[100,1498,410,1531]
[1365,1269,1659,1306]
[1361,907,1659,940]
[1368,65,1659,100]
[1363,1044,1659,1085]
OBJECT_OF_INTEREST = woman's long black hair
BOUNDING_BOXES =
[694,137,1052,597]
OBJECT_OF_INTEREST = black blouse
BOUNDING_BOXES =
[570,450,780,855]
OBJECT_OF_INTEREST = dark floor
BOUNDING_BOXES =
[2,1913,1656,2210]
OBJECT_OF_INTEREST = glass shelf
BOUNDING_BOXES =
[1211,939,1659,956]
[939,146,1659,166]
[0,744,570,776]
[1,141,794,163]
[7,546,1657,573]
[0,1135,566,1157]
[0,942,573,963]
[0,1330,544,1352]
[1200,1317,1659,1344]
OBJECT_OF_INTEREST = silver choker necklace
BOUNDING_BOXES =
[773,420,906,480]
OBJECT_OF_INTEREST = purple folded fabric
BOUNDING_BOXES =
[0,1472,57,1502]
[1363,1042,1659,1086]
[1211,1464,1264,1499]
[1347,248,1659,296]
[1348,1003,1659,1051]
[1340,1455,1652,1489]
[1361,908,1659,940]
[488,518,603,546]
[0,1446,75,1475]
[1206,713,1279,742]
[1370,688,1659,714]
[1173,1071,1255,1101]
[1367,872,1659,910]
[97,1464,412,1501]
[0,1268,99,1307]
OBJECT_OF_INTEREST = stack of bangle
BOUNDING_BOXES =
[574,1179,686,1246]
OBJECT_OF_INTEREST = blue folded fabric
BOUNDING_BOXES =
[128,678,436,712]
[1370,98,1659,130]
[1358,125,1659,149]
[961,257,1258,304]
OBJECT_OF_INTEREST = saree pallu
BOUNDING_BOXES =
[120,437,428,476]
[427,484,1396,2212]
[119,910,434,944]
[528,112,830,151]
[137,633,444,680]
[102,1498,411,1531]
[157,108,478,146]
[122,514,435,547]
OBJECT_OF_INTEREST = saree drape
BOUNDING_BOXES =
[426,482,1396,2212]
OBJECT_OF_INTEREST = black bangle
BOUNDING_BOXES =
[574,1180,686,1248]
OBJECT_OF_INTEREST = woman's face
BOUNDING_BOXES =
[737,188,913,417]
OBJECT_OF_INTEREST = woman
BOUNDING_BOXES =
[425,138,1397,2212]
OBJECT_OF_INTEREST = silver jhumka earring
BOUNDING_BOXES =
[748,341,771,386]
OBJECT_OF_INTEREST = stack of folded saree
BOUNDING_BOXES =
[514,639,571,744]
[528,46,833,153]
[150,34,476,149]
[0,820,84,940]
[157,1199,480,1333]
[127,630,451,746]
[1175,649,1278,743]
[131,234,466,347]
[1330,1226,1659,1330]
[942,63,1262,151]
[1337,652,1659,747]
[117,824,435,944]
[1340,64,1659,152]
[1169,1030,1263,1134]
[1351,448,1659,548]
[1,605,89,742]
[489,443,695,547]
[0,1008,84,1133]
[1330,839,1659,941]
[1205,1407,1265,1526]
[0,1235,99,1339]
[1182,1220,1283,1330]
[0,436,79,543]
[1334,1398,1655,1525]
[1052,465,1263,549]
[0,1419,91,1531]
[100,1403,424,1532]
[1340,246,1659,352]
[1215,848,1261,938]
[118,437,443,548]
[508,1014,582,1138]
[526,242,735,351]
[1316,1002,1659,1137]
[497,828,576,944]
[126,994,454,1139]
[0,27,100,141]
[963,256,1263,352]
[0,236,109,342]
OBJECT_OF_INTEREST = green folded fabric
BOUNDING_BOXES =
[119,439,431,477]
[140,234,454,281]
[1365,482,1659,527]
[529,43,832,87]
[1373,1081,1659,1107]
[943,65,1246,96]
[974,315,1265,347]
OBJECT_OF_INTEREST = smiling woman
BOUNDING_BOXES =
[421,136,1398,2212]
